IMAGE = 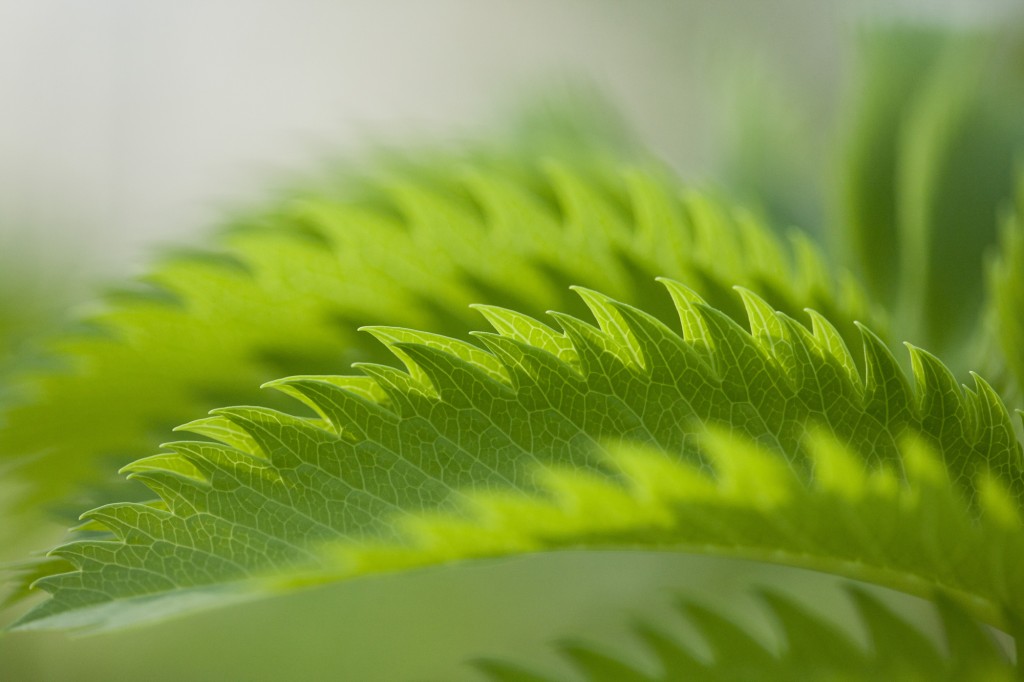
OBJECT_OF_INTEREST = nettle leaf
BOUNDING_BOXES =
[0,150,875,520]
[991,182,1024,404]
[840,25,949,305]
[840,26,1024,360]
[717,61,827,236]
[476,587,1015,681]
[14,285,1022,634]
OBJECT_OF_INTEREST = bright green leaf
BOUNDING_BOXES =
[14,285,1021,635]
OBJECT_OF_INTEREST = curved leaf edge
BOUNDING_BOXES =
[474,585,1017,681]
[12,284,1024,633]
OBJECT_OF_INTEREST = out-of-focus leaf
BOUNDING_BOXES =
[841,26,1024,361]
[13,285,1021,633]
[839,25,949,305]
[477,588,1015,681]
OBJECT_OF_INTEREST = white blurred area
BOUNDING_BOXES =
[0,0,1019,279]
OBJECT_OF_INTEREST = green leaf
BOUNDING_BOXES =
[839,25,949,305]
[476,587,1015,680]
[990,179,1024,405]
[14,285,1021,633]
[896,32,1024,357]
[717,57,829,238]
[840,26,1024,360]
[0,149,875,524]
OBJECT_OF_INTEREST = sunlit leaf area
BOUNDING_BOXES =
[3,3,1024,680]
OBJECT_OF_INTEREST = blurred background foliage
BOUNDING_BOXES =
[2,1,1023,680]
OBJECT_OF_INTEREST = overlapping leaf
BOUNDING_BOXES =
[15,284,1022,633]
[477,587,1015,681]
[990,180,1024,405]
[840,26,1024,360]
[0,148,875,522]
[840,25,949,305]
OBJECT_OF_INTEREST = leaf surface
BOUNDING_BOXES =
[15,286,1022,633]
[0,149,875,523]
[477,588,1015,681]
[990,181,1024,406]
[840,27,1024,359]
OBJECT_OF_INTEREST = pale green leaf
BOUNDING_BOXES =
[840,26,1024,359]
[990,180,1024,406]
[476,587,1015,681]
[14,285,1021,635]
[0,148,875,525]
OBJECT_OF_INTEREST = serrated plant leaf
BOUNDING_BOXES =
[14,285,1022,635]
[476,587,1015,681]
[0,140,876,525]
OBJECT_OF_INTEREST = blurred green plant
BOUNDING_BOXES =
[839,25,1024,364]
[478,588,1015,681]
[3,22,1024,682]
[0,256,71,382]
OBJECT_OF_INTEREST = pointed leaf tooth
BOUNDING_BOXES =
[678,601,776,668]
[682,191,742,276]
[805,430,873,499]
[656,277,714,349]
[758,590,866,666]
[977,473,1023,529]
[358,326,432,386]
[173,415,261,453]
[462,167,557,245]
[42,539,143,575]
[621,167,689,257]
[543,160,628,245]
[898,434,956,494]
[933,592,1008,667]
[773,313,818,394]
[388,181,480,246]
[359,326,508,384]
[605,298,713,383]
[69,517,115,534]
[789,231,832,297]
[301,375,390,404]
[846,587,943,672]
[631,623,707,677]
[736,208,788,276]
[210,406,338,472]
[556,640,652,682]
[470,303,574,361]
[906,344,970,433]
[541,161,633,299]
[80,503,174,544]
[967,372,1024,494]
[692,302,786,408]
[805,308,861,390]
[466,332,530,390]
[120,468,209,516]
[264,377,398,440]
[388,341,515,411]
[352,362,436,416]
[164,440,285,491]
[734,286,786,340]
[546,310,634,381]
[471,331,586,391]
[778,313,861,409]
[856,321,913,426]
[571,286,644,369]
[120,452,206,482]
